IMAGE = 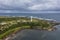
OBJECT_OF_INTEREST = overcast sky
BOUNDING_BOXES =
[0,0,60,13]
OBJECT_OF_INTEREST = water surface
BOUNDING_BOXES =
[0,13,60,40]
[12,25,60,40]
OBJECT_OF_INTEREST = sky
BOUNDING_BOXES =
[0,0,60,13]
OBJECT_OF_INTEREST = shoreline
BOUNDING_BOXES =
[2,26,57,40]
[0,16,56,20]
[4,26,57,40]
[0,16,59,40]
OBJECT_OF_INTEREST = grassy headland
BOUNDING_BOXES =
[0,16,59,40]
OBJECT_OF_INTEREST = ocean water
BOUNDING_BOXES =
[0,13,60,40]
[0,13,60,21]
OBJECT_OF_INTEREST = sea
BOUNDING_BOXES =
[1,13,60,40]
[0,13,60,21]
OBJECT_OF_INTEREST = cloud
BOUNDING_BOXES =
[28,0,60,10]
[0,0,60,12]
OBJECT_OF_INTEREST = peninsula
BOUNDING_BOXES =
[0,16,60,40]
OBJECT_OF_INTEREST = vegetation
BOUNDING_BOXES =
[0,16,59,40]
[0,27,22,39]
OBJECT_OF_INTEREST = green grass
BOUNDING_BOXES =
[22,26,31,29]
[0,16,58,40]
[0,27,22,39]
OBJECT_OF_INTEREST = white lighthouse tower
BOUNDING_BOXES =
[31,16,32,22]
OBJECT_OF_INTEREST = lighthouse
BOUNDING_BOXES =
[31,16,32,22]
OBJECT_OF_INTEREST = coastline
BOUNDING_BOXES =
[0,16,59,40]
[4,27,57,40]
